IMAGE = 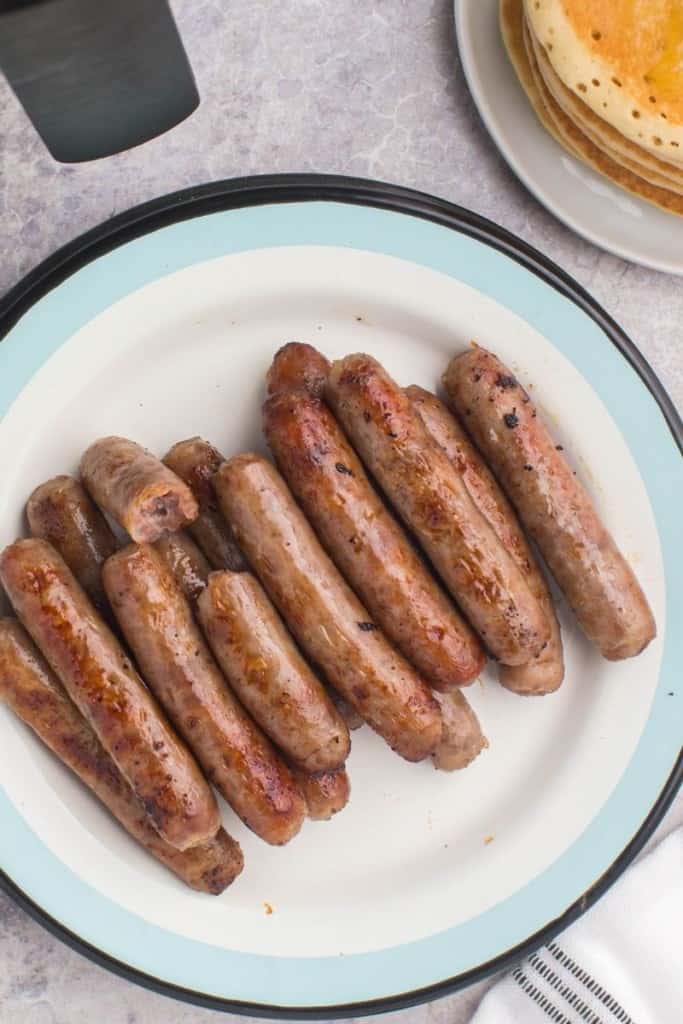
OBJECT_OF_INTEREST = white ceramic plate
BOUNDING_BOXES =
[0,177,680,1016]
[455,1,683,275]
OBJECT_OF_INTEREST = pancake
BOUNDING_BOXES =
[532,24,683,186]
[531,28,683,194]
[500,0,683,216]
[524,0,683,167]
[522,16,683,214]
[500,0,582,155]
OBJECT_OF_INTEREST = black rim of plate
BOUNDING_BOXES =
[0,174,680,1019]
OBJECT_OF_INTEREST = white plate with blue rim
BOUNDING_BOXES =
[454,0,683,275]
[0,175,680,1017]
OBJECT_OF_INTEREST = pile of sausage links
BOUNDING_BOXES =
[0,342,655,894]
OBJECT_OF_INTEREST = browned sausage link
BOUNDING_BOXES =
[155,531,210,603]
[291,766,350,820]
[443,348,656,661]
[103,544,306,845]
[163,438,245,571]
[266,346,368,726]
[0,619,242,893]
[264,390,484,689]
[432,690,488,771]
[266,342,331,398]
[197,571,350,773]
[325,354,550,667]
[407,386,564,695]
[0,539,218,850]
[214,455,442,763]
[26,475,118,612]
[80,437,198,544]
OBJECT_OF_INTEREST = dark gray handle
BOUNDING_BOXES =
[0,0,199,162]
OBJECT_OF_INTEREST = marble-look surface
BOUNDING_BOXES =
[0,1,680,1022]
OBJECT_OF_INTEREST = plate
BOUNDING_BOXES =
[0,175,680,1017]
[454,1,683,275]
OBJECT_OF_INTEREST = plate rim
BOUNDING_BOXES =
[453,0,683,277]
[0,172,680,1018]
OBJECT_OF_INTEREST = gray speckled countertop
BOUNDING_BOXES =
[0,2,680,1022]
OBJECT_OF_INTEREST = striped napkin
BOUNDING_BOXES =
[471,828,682,1024]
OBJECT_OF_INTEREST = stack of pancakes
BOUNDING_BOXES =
[501,0,683,216]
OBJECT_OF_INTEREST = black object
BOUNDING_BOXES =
[0,174,680,1017]
[0,0,199,162]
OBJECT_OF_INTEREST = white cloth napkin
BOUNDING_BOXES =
[471,828,682,1024]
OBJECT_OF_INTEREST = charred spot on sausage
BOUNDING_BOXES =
[503,410,519,429]
[335,463,353,476]
[357,621,378,632]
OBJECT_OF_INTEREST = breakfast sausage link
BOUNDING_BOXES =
[80,436,198,543]
[0,538,218,851]
[266,342,331,399]
[26,475,118,613]
[432,690,488,771]
[214,454,442,763]
[0,618,242,894]
[155,531,210,603]
[325,354,550,667]
[267,343,380,723]
[103,543,306,845]
[163,437,245,571]
[407,386,564,694]
[292,766,351,820]
[264,387,484,689]
[197,570,350,773]
[443,347,656,661]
